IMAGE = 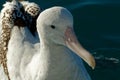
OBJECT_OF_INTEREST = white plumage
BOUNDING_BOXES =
[31,7,95,80]
[0,0,40,80]
[0,1,95,80]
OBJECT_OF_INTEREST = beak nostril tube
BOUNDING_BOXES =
[65,27,95,69]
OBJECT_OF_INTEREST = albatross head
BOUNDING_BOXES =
[37,6,95,69]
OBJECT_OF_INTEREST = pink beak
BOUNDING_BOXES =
[65,27,95,69]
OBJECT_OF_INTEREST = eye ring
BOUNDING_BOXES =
[50,25,55,29]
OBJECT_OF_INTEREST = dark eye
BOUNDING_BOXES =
[50,25,56,29]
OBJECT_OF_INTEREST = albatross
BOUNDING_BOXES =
[0,1,95,80]
[29,6,95,80]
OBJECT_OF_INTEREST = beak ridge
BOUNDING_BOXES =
[65,27,95,69]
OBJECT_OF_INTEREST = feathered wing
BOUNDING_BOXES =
[0,12,8,80]
[0,0,24,79]
[0,0,40,80]
[0,15,8,78]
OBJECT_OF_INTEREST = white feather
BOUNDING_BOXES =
[0,1,92,80]
[0,1,40,80]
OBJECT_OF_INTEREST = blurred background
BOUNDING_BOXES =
[0,0,120,80]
